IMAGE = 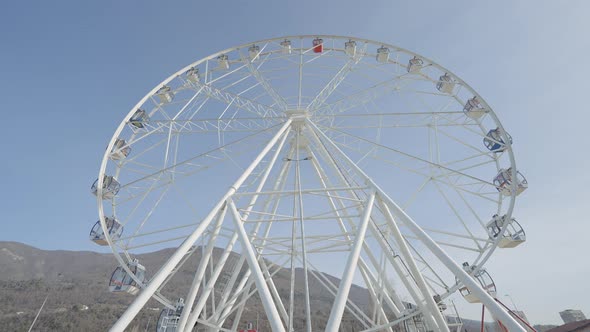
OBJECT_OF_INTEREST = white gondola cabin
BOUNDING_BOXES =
[486,214,526,248]
[459,263,496,303]
[248,44,260,61]
[156,298,185,332]
[89,217,123,245]
[109,139,131,160]
[345,40,356,56]
[91,176,120,199]
[376,46,389,63]
[280,39,292,54]
[129,109,149,129]
[407,56,423,73]
[436,73,455,94]
[312,38,323,53]
[493,167,528,196]
[155,86,174,104]
[217,54,230,70]
[185,67,200,83]
[109,259,146,295]
[483,128,512,152]
[463,96,486,119]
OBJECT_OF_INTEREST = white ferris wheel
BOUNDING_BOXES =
[90,35,529,332]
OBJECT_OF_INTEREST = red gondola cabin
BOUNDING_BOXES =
[312,38,323,53]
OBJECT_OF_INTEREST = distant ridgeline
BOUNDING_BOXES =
[0,241,515,331]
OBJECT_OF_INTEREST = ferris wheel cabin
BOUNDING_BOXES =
[484,128,512,152]
[459,263,497,303]
[463,96,487,119]
[280,39,292,54]
[109,139,131,161]
[407,56,424,73]
[376,46,390,63]
[91,175,120,199]
[486,214,526,248]
[129,109,149,129]
[89,217,123,246]
[155,86,174,104]
[217,54,230,70]
[312,38,323,53]
[493,168,528,196]
[248,44,260,61]
[156,298,185,332]
[344,40,357,56]
[109,259,146,295]
[436,73,455,94]
[185,67,200,83]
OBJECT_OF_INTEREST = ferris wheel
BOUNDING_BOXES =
[90,35,529,332]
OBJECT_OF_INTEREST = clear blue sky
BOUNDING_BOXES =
[1,0,589,325]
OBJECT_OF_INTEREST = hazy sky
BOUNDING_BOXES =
[1,0,589,325]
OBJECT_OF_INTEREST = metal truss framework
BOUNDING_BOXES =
[107,117,523,332]
[94,36,527,332]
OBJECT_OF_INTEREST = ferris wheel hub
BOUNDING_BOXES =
[285,109,309,120]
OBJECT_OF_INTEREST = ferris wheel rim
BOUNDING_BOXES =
[95,35,520,313]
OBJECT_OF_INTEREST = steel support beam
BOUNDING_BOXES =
[325,192,375,332]
[109,120,291,332]
[307,119,526,332]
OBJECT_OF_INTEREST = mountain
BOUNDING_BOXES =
[0,241,501,331]
[0,241,372,331]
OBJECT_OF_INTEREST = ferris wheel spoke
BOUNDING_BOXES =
[436,172,495,229]
[119,186,171,251]
[420,227,490,244]
[122,235,187,251]
[297,40,304,108]
[204,60,250,85]
[119,123,283,191]
[416,152,496,176]
[307,43,367,111]
[192,80,282,118]
[403,234,481,253]
[430,181,485,251]
[239,46,289,110]
[432,159,498,184]
[318,124,497,188]
[337,142,500,203]
[405,240,450,290]
[314,77,401,117]
[437,126,497,157]
[147,117,282,134]
[114,221,200,244]
[313,111,478,130]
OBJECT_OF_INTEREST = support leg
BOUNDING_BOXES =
[325,192,375,332]
[228,200,286,332]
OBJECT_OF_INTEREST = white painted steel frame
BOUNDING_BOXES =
[95,35,525,332]
[308,120,525,332]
